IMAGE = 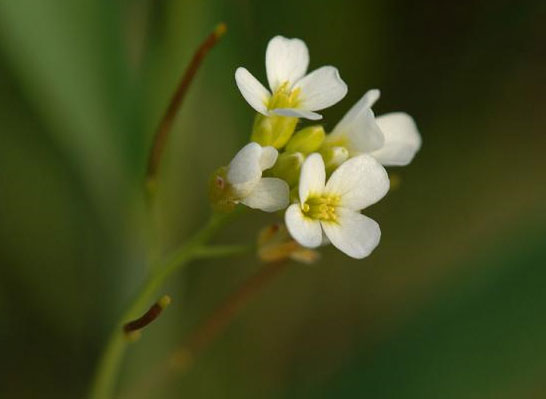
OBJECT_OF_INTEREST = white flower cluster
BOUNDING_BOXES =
[211,36,421,260]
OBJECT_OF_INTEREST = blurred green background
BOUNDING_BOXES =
[1,0,546,398]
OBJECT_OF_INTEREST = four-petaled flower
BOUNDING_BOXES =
[226,143,289,212]
[235,36,348,121]
[212,36,421,260]
[325,89,422,166]
[285,153,389,259]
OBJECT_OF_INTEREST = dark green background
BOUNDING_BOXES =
[1,0,545,397]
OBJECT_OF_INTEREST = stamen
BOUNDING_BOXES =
[302,194,340,222]
[268,82,301,110]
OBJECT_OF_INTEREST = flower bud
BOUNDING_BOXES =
[290,186,299,203]
[251,113,298,149]
[270,152,304,187]
[285,125,325,154]
[321,146,349,173]
[208,166,236,212]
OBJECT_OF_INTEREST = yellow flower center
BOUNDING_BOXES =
[302,194,340,222]
[252,81,302,148]
[267,81,301,110]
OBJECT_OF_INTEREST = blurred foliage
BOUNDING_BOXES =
[0,0,545,398]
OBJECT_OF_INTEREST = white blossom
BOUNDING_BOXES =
[325,89,422,166]
[227,143,289,212]
[235,36,348,121]
[285,153,389,259]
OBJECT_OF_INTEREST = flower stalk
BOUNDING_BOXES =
[146,23,227,190]
[90,30,422,399]
[119,260,290,398]
[88,210,247,399]
[123,295,172,338]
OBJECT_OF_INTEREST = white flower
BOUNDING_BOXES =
[235,36,348,121]
[325,89,422,166]
[285,153,389,259]
[227,142,289,212]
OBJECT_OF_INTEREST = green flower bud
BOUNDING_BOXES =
[285,125,326,154]
[270,152,304,187]
[251,113,298,148]
[290,186,299,203]
[321,146,349,174]
[208,166,236,212]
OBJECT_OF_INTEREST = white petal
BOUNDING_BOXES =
[240,178,289,212]
[322,209,381,259]
[298,153,325,204]
[285,204,322,248]
[235,67,271,115]
[266,36,309,92]
[259,146,278,170]
[370,112,422,166]
[360,89,380,109]
[325,154,389,210]
[227,142,262,196]
[329,90,384,154]
[294,66,348,111]
[271,108,322,120]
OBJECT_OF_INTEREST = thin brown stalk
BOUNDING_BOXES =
[123,295,171,337]
[175,261,288,362]
[122,261,289,397]
[146,23,227,187]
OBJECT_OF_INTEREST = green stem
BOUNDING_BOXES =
[192,244,252,259]
[89,210,245,399]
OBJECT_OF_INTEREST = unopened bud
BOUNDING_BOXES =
[251,113,298,149]
[208,166,236,212]
[321,146,349,173]
[270,152,304,187]
[285,125,325,154]
[290,186,299,203]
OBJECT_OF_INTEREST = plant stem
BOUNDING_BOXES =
[146,23,227,188]
[176,260,288,362]
[191,244,252,259]
[121,261,289,398]
[88,211,244,399]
